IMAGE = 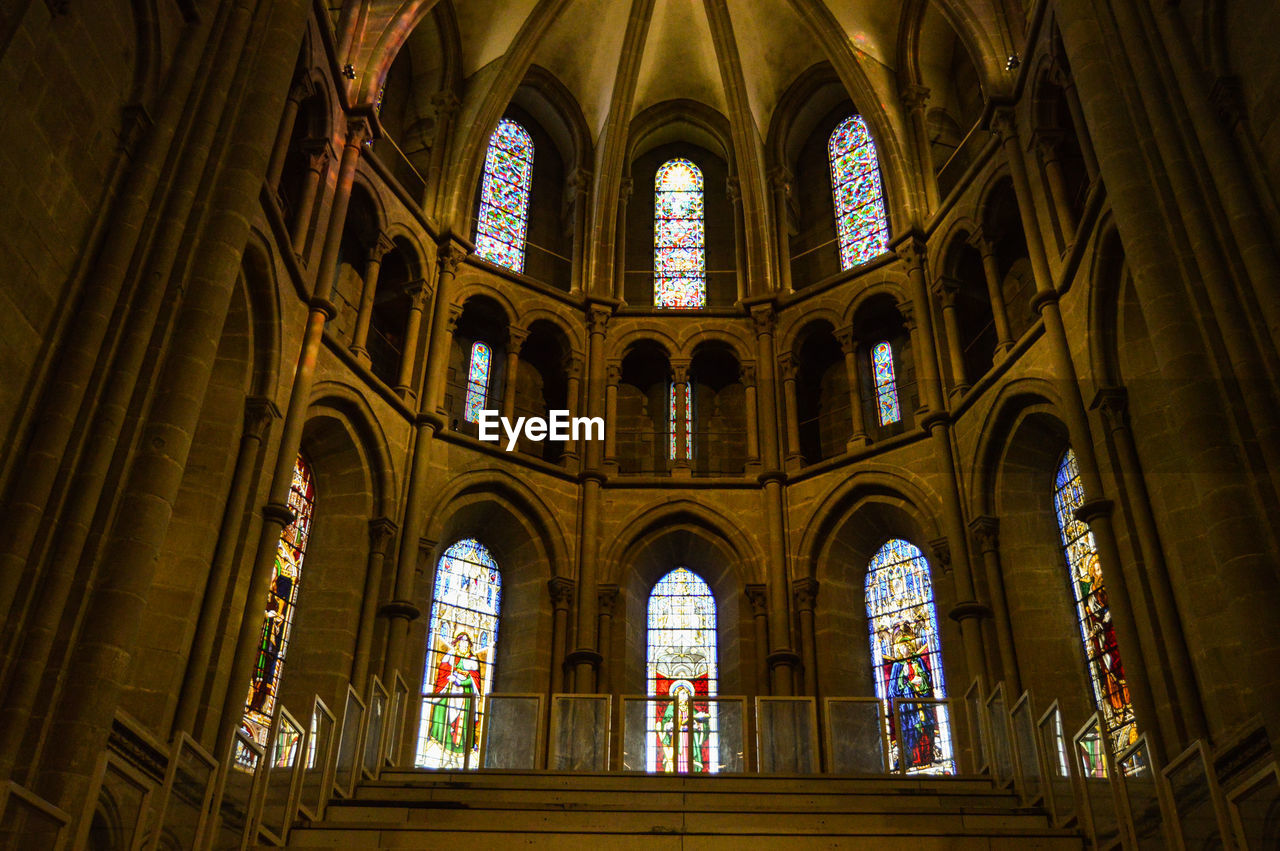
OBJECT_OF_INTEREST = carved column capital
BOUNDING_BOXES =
[990,107,1019,143]
[929,537,953,575]
[368,232,395,263]
[835,325,858,355]
[897,300,917,332]
[969,515,1000,553]
[507,327,529,354]
[739,361,757,386]
[725,175,741,205]
[894,236,928,270]
[933,275,961,307]
[900,84,931,113]
[597,584,620,617]
[792,578,820,611]
[968,227,1000,257]
[588,304,612,337]
[565,353,585,380]
[368,517,398,554]
[445,303,463,333]
[1090,386,1130,433]
[548,577,576,610]
[670,358,691,384]
[768,165,793,194]
[750,305,775,338]
[242,396,281,438]
[344,118,373,149]
[437,240,468,277]
[745,584,769,617]
[778,352,798,381]
[606,361,622,386]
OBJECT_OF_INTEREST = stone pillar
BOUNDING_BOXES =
[897,240,944,414]
[933,276,969,398]
[351,232,394,363]
[969,517,1020,696]
[567,168,592,295]
[970,231,1015,356]
[266,78,310,191]
[750,306,782,468]
[172,397,279,738]
[901,85,938,210]
[780,353,804,470]
[793,578,819,696]
[352,519,397,688]
[727,176,746,302]
[290,139,330,255]
[501,328,527,422]
[596,585,619,694]
[1050,61,1099,180]
[745,584,771,696]
[1034,130,1078,247]
[604,361,620,471]
[837,328,869,448]
[898,301,923,415]
[613,177,632,300]
[395,278,432,402]
[548,577,575,694]
[768,167,794,294]
[740,362,761,467]
[562,354,583,467]
[991,109,1054,296]
[671,359,691,475]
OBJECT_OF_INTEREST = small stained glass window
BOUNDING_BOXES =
[463,341,491,424]
[873,341,901,426]
[417,539,502,770]
[646,568,718,773]
[865,538,954,774]
[242,454,315,748]
[668,381,692,460]
[654,159,706,308]
[1054,448,1137,753]
[829,115,890,269]
[475,118,533,273]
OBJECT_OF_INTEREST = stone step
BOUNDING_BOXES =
[279,832,1082,850]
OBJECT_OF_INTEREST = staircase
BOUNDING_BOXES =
[282,769,1085,848]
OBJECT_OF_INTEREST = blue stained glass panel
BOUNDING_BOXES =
[475,118,533,274]
[829,115,890,270]
[865,539,954,774]
[646,568,718,773]
[873,341,901,425]
[418,539,502,770]
[654,158,707,309]
[464,341,491,423]
[1054,449,1137,753]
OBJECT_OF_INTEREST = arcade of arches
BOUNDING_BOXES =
[2,0,1280,843]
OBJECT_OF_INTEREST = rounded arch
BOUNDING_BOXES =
[515,307,584,353]
[780,312,842,356]
[239,230,283,398]
[1085,222,1128,390]
[627,100,735,170]
[845,277,912,328]
[679,327,751,362]
[610,327,680,362]
[454,280,520,330]
[968,377,1071,517]
[513,65,594,175]
[307,381,398,519]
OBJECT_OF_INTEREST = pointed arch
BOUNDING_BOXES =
[653,158,707,308]
[475,118,534,273]
[829,115,890,269]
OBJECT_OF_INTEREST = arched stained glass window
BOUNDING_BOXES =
[1054,448,1137,753]
[475,118,534,273]
[243,454,315,748]
[646,568,718,773]
[872,341,901,426]
[417,539,502,770]
[865,539,954,774]
[668,381,692,460]
[829,115,890,270]
[654,158,706,308]
[463,341,492,423]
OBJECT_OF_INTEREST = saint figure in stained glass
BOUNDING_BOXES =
[654,159,707,308]
[417,539,501,770]
[475,118,534,273]
[873,341,901,425]
[1054,448,1137,752]
[865,539,954,774]
[463,341,491,424]
[646,568,718,773]
[829,115,890,269]
[242,454,314,749]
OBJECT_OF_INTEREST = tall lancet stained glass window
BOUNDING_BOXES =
[475,118,533,273]
[829,115,890,269]
[654,158,706,308]
[646,568,719,773]
[865,539,954,774]
[668,381,692,460]
[417,539,502,770]
[873,341,901,425]
[463,341,492,423]
[1054,448,1137,753]
[242,454,315,749]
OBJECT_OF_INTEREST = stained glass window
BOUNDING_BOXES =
[668,381,692,460]
[475,118,533,273]
[654,158,706,308]
[242,454,315,749]
[829,115,890,269]
[1054,448,1137,753]
[646,568,718,773]
[417,539,502,770]
[873,341,901,426]
[865,538,954,774]
[463,341,491,423]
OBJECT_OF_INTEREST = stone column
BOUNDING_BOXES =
[351,232,394,363]
[745,584,771,696]
[750,306,782,468]
[898,301,923,415]
[1034,129,1078,246]
[780,353,804,470]
[1050,61,1099,180]
[266,78,310,191]
[395,277,432,402]
[172,397,279,738]
[290,138,330,255]
[793,579,820,696]
[992,109,1054,295]
[837,328,869,448]
[567,168,592,295]
[501,328,528,422]
[562,354,583,468]
[548,577,575,694]
[901,85,938,210]
[969,517,1021,695]
[671,359,691,476]
[604,361,620,472]
[352,519,397,688]
[741,362,761,467]
[727,176,746,302]
[596,585,619,694]
[933,277,969,398]
[970,231,1015,356]
[613,177,632,301]
[769,167,794,294]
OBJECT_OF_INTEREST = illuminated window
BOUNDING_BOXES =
[829,115,890,269]
[865,538,954,774]
[646,568,718,773]
[242,454,314,748]
[668,381,692,460]
[417,539,502,770]
[654,158,706,308]
[463,341,491,423]
[872,341,901,426]
[1054,448,1137,752]
[475,118,533,273]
